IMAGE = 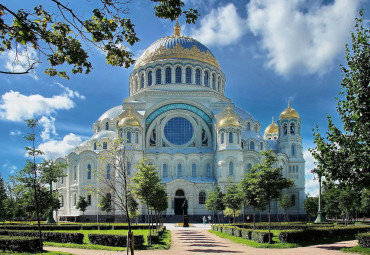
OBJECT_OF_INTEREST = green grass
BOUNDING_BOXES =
[45,230,171,251]
[341,245,370,254]
[209,230,298,249]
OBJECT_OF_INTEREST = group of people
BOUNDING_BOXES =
[202,215,212,224]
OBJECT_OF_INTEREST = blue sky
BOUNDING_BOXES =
[0,0,369,196]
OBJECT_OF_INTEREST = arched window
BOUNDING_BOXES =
[103,142,107,149]
[127,131,131,143]
[260,142,263,150]
[74,194,77,206]
[87,164,91,180]
[135,132,139,144]
[156,69,161,84]
[105,122,109,130]
[291,144,296,156]
[94,142,97,150]
[177,164,182,177]
[206,163,211,177]
[195,69,201,85]
[247,122,251,131]
[283,123,288,135]
[87,194,91,205]
[107,164,111,180]
[175,67,181,83]
[141,74,144,88]
[290,123,295,135]
[204,71,209,87]
[126,162,131,175]
[291,195,296,206]
[246,163,252,173]
[60,195,64,207]
[186,68,192,83]
[296,165,299,173]
[148,71,152,86]
[163,163,168,177]
[221,133,224,144]
[250,141,255,150]
[73,165,77,180]
[212,74,216,89]
[98,126,101,132]
[218,78,221,91]
[229,162,234,176]
[175,190,185,196]
[107,193,112,205]
[229,132,233,143]
[199,191,206,204]
[165,67,171,84]
[192,163,196,177]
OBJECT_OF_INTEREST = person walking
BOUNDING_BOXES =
[202,216,206,224]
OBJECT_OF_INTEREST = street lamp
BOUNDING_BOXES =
[312,168,326,223]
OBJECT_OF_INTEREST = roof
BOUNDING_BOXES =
[91,130,117,141]
[241,130,263,141]
[98,106,122,122]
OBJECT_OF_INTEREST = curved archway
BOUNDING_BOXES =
[174,189,185,215]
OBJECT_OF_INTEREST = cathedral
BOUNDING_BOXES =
[55,21,306,222]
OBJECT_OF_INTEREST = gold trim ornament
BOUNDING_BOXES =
[280,100,300,119]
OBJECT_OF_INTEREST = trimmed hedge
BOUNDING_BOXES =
[147,226,167,244]
[279,226,370,243]
[0,225,81,231]
[251,230,273,243]
[88,234,144,248]
[7,230,84,244]
[212,225,272,243]
[0,236,42,253]
[357,232,370,248]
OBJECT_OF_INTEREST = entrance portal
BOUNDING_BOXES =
[174,189,185,215]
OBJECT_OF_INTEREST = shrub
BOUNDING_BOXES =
[357,232,370,248]
[0,230,8,236]
[88,234,144,248]
[0,236,42,253]
[7,230,84,244]
[251,230,273,243]
[279,226,370,243]
[241,229,252,240]
[223,226,234,236]
[0,225,81,231]
[148,232,160,244]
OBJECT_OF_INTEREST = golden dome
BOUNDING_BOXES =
[264,117,278,134]
[218,107,241,128]
[280,101,299,119]
[118,108,140,127]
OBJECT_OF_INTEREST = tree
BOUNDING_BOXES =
[251,150,293,243]
[0,1,198,78]
[279,194,292,222]
[0,175,7,221]
[338,187,359,225]
[99,194,113,223]
[131,159,162,245]
[322,185,341,222]
[310,11,370,188]
[76,196,88,220]
[149,184,168,229]
[205,185,225,224]
[360,188,370,220]
[127,193,139,225]
[223,183,244,224]
[303,196,318,222]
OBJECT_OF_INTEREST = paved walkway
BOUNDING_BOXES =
[45,224,360,255]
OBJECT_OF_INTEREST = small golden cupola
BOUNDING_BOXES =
[279,100,299,120]
[118,108,140,127]
[264,117,278,140]
[218,107,241,128]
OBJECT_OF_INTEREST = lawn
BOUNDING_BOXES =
[341,245,370,255]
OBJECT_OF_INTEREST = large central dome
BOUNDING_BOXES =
[134,35,220,70]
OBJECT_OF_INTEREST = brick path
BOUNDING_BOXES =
[45,225,360,255]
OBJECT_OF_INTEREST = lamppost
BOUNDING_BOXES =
[312,168,326,223]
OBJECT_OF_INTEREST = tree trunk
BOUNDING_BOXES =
[253,207,256,230]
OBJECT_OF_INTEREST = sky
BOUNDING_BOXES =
[0,0,369,196]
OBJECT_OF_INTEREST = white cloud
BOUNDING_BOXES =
[247,0,359,75]
[38,133,82,160]
[2,161,18,174]
[304,149,319,196]
[10,129,22,136]
[0,84,85,122]
[39,116,57,141]
[189,3,247,46]
[2,45,39,80]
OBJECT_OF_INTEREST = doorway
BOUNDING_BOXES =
[174,189,185,215]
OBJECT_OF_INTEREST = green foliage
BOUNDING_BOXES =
[341,245,370,255]
[0,1,198,78]
[358,232,370,248]
[205,185,225,212]
[361,189,370,216]
[223,183,244,223]
[303,196,318,221]
[251,230,273,243]
[5,230,83,244]
[279,194,292,222]
[0,236,42,253]
[0,175,7,220]
[310,11,370,188]
[76,196,88,215]
[99,194,112,214]
[88,233,144,248]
